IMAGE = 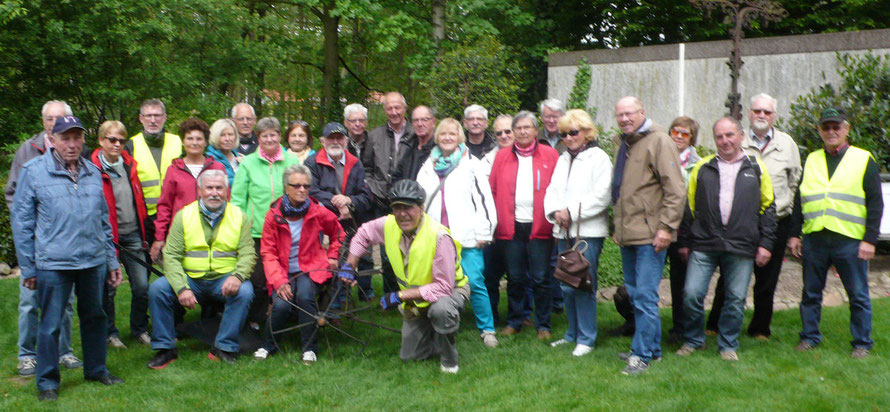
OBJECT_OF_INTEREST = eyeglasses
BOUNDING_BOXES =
[104,137,126,145]
[751,109,773,115]
[495,130,512,136]
[465,117,486,122]
[820,124,843,131]
[670,129,691,139]
[287,183,310,189]
[140,113,165,119]
[559,130,580,138]
[542,115,561,121]
[345,118,366,124]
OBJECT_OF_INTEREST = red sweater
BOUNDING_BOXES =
[89,149,148,243]
[488,145,558,240]
[154,157,225,242]
[261,197,344,294]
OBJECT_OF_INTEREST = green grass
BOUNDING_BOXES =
[1,276,889,411]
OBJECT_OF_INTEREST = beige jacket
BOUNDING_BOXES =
[742,128,802,219]
[613,123,687,246]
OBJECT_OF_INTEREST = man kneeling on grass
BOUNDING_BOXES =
[339,180,470,373]
[147,170,256,368]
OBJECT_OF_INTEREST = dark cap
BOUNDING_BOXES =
[389,179,425,207]
[52,116,86,134]
[322,122,348,138]
[819,107,846,125]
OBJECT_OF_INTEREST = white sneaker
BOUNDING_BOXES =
[572,344,593,357]
[550,338,570,348]
[107,335,127,349]
[254,348,269,360]
[302,350,317,364]
[440,363,459,374]
[135,332,152,346]
[481,331,499,348]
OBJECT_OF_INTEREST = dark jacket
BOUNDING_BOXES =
[347,131,368,160]
[466,130,497,160]
[239,132,258,155]
[304,149,373,226]
[679,154,777,257]
[5,132,49,209]
[393,135,436,181]
[89,149,149,243]
[363,121,414,209]
[538,129,567,154]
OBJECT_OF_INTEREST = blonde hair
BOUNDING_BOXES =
[208,118,237,149]
[98,120,127,141]
[433,118,466,145]
[557,109,598,141]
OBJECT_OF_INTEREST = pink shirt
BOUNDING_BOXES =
[716,152,746,226]
[351,216,458,302]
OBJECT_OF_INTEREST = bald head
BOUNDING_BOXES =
[411,105,436,140]
[615,96,646,135]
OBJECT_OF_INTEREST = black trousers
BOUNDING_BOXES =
[667,242,688,336]
[248,238,268,324]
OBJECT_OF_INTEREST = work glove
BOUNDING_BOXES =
[338,263,355,282]
[380,292,401,310]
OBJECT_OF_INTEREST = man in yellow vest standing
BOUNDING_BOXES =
[124,99,182,246]
[146,170,256,368]
[788,107,883,359]
[340,180,470,373]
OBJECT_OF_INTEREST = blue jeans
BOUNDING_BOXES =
[264,274,320,353]
[682,251,753,351]
[800,232,873,349]
[558,238,603,346]
[462,248,495,333]
[504,222,553,331]
[19,282,75,360]
[149,274,254,353]
[621,244,667,362]
[103,230,150,337]
[36,266,109,391]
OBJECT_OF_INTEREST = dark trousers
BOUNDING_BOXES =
[667,242,688,337]
[248,238,269,324]
[264,274,320,353]
[707,216,791,337]
[504,222,553,331]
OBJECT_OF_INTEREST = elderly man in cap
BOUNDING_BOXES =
[340,180,470,373]
[788,107,883,359]
[12,115,125,401]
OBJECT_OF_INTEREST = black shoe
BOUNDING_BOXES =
[609,322,636,337]
[147,348,178,370]
[38,389,58,401]
[86,374,124,386]
[208,347,238,364]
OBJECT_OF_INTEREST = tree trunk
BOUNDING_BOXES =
[431,0,446,47]
[320,1,341,124]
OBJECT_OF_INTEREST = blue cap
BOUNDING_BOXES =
[52,116,86,134]
[322,122,348,138]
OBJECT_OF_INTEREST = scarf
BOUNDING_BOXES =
[280,196,311,219]
[513,140,538,157]
[568,140,598,159]
[199,199,226,228]
[289,146,312,164]
[431,144,466,177]
[259,145,283,164]
[98,153,125,178]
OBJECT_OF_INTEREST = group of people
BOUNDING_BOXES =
[8,90,881,400]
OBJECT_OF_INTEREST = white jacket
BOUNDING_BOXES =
[479,146,505,180]
[544,145,613,239]
[416,150,497,248]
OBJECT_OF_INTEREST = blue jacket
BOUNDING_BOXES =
[304,148,372,226]
[205,145,238,187]
[12,151,120,279]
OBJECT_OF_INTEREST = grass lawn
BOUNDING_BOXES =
[1,276,888,411]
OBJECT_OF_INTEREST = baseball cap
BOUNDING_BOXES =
[819,107,846,125]
[52,115,86,134]
[322,122,348,138]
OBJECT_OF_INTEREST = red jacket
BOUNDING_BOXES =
[154,157,225,242]
[261,197,345,294]
[489,144,558,240]
[89,149,149,243]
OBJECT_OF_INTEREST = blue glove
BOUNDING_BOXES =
[338,263,355,282]
[380,292,401,310]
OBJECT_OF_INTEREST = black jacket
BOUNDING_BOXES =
[679,154,777,257]
[304,149,373,229]
[393,135,436,181]
[466,130,497,159]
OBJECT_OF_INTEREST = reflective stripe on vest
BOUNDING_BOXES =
[181,201,244,278]
[383,214,467,309]
[130,132,182,215]
[800,146,870,239]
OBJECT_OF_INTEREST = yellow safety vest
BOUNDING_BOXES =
[383,214,467,308]
[800,146,871,239]
[131,132,182,215]
[181,201,244,278]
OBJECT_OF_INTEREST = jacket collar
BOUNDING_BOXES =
[315,148,357,169]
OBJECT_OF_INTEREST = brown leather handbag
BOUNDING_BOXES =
[553,204,593,292]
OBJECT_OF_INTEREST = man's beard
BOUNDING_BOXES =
[326,145,343,157]
[752,120,770,133]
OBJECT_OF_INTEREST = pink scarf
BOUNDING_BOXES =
[514,140,537,157]
[259,145,283,164]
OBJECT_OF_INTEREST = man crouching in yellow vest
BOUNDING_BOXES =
[339,179,470,373]
[146,170,256,369]
[788,107,883,359]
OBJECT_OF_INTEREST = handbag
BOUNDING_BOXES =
[553,204,594,292]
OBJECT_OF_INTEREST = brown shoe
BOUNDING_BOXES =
[752,334,770,342]
[537,330,551,340]
[500,326,520,336]
[522,318,534,327]
[851,348,871,359]
[704,329,718,337]
[720,350,739,361]
[795,341,816,352]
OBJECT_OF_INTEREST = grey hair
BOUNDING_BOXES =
[197,169,229,188]
[343,103,368,121]
[208,118,237,149]
[712,117,744,136]
[41,100,73,117]
[282,164,312,187]
[539,98,565,114]
[231,103,256,119]
[512,110,539,129]
[463,104,488,119]
[749,93,778,112]
[255,116,281,135]
[140,99,166,115]
[384,91,407,108]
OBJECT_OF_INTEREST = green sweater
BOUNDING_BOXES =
[230,150,301,238]
[162,204,256,294]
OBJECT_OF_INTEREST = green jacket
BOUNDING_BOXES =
[163,203,256,294]
[231,150,301,238]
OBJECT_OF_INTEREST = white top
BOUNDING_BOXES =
[514,155,534,223]
[186,164,203,179]
[544,146,613,239]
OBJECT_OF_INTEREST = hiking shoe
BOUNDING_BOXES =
[720,350,739,361]
[85,374,124,385]
[107,335,127,349]
[751,334,770,342]
[618,351,662,362]
[522,318,534,328]
[135,332,152,346]
[147,348,178,369]
[537,330,551,341]
[621,355,649,376]
[209,347,238,364]
[38,389,58,402]
[17,358,37,376]
[302,351,317,364]
[676,343,703,357]
[550,338,570,348]
[59,354,83,369]
[440,363,459,374]
[795,341,816,352]
[500,326,520,336]
[572,344,593,357]
[481,331,499,348]
[851,348,871,359]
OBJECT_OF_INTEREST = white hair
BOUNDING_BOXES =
[197,169,229,188]
[343,103,368,121]
[539,98,565,114]
[513,110,539,129]
[749,93,778,112]
[463,104,488,119]
[41,100,73,117]
[230,103,256,118]
[282,164,312,187]
[208,118,237,149]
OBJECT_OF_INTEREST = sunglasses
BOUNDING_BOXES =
[559,130,580,138]
[287,183,310,189]
[752,109,774,115]
[820,124,843,131]
[670,129,691,139]
[105,137,127,145]
[495,130,512,137]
